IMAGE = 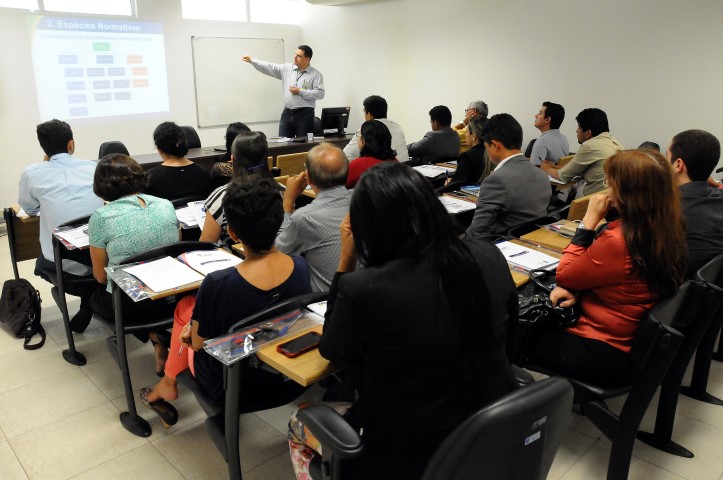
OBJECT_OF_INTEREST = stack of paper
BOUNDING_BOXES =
[495,241,559,271]
[413,164,455,178]
[124,256,205,292]
[438,195,476,214]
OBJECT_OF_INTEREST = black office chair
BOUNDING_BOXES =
[526,285,690,480]
[176,291,326,480]
[314,116,323,136]
[524,138,537,158]
[297,377,573,480]
[636,257,723,458]
[682,252,723,403]
[170,195,207,242]
[42,215,98,366]
[180,125,202,149]
[103,240,217,437]
[98,141,130,158]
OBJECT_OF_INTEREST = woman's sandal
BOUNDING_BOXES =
[140,387,178,429]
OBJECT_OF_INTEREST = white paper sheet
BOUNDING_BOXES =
[178,250,242,275]
[188,201,206,229]
[54,225,89,248]
[175,206,197,227]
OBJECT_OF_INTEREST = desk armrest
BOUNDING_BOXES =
[297,404,364,459]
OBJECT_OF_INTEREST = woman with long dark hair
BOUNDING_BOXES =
[345,119,397,188]
[288,162,519,480]
[526,149,687,384]
[199,131,273,245]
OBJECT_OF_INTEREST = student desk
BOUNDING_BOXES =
[256,324,337,386]
[3,204,41,279]
[131,136,352,172]
[520,228,572,253]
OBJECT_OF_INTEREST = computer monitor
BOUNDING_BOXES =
[320,107,351,137]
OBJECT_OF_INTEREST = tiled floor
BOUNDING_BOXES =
[1,230,723,479]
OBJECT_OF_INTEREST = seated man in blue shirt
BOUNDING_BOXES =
[18,119,103,332]
[667,129,723,277]
[408,105,460,164]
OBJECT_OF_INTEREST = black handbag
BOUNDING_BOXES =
[516,269,579,360]
[0,279,46,350]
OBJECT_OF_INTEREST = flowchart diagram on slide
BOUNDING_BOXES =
[31,16,169,120]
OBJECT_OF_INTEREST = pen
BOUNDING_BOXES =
[178,322,192,356]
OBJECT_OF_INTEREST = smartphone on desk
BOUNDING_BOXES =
[276,331,321,358]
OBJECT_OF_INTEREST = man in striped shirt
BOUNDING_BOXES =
[276,143,351,292]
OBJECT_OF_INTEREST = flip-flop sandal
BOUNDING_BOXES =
[140,387,179,429]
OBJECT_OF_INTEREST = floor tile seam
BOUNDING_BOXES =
[556,437,599,480]
[63,443,151,480]
[629,451,689,480]
[3,437,32,480]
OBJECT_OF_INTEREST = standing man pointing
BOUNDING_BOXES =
[243,45,325,138]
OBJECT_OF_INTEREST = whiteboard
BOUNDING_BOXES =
[191,36,285,128]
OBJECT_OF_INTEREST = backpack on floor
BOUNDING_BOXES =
[0,279,46,350]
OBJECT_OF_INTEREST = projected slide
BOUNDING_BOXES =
[31,16,169,120]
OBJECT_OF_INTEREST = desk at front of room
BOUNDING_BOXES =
[132,135,353,172]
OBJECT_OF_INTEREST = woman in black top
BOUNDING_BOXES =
[146,121,212,200]
[288,162,518,480]
[449,114,491,185]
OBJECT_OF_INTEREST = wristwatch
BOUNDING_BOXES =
[576,222,587,231]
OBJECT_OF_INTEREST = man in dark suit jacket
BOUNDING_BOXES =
[667,129,723,277]
[408,105,460,164]
[466,113,551,240]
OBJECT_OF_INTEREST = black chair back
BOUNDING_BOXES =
[421,377,573,480]
[637,256,723,457]
[180,125,202,149]
[682,253,723,402]
[98,141,130,158]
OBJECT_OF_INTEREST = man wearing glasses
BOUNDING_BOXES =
[453,100,489,152]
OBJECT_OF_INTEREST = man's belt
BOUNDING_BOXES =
[285,107,313,113]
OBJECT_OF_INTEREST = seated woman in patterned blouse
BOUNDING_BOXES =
[88,154,180,376]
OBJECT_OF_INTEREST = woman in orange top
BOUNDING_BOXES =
[527,149,687,385]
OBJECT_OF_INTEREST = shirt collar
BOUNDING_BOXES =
[49,152,73,162]
[495,153,519,170]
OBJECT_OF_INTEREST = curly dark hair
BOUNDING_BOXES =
[222,177,283,252]
[153,121,189,158]
[93,154,149,201]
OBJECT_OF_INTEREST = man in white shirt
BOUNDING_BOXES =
[243,45,325,137]
[343,95,408,162]
[529,101,570,166]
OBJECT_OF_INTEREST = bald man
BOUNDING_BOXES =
[276,143,351,292]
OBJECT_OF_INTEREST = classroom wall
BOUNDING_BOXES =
[3,0,723,209]
[0,0,302,207]
[301,0,723,161]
